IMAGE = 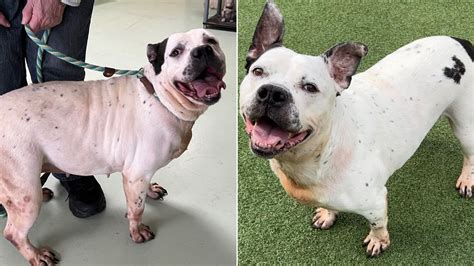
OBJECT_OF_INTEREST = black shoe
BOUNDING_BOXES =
[60,176,106,218]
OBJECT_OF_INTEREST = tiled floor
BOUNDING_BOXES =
[0,0,236,265]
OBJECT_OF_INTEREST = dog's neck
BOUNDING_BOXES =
[143,64,208,122]
[272,101,351,186]
[271,128,332,186]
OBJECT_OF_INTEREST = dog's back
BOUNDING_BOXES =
[0,76,179,176]
[359,36,472,104]
[345,36,473,171]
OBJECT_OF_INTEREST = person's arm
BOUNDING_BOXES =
[21,0,66,32]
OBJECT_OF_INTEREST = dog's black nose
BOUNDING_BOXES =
[192,45,214,58]
[256,85,290,107]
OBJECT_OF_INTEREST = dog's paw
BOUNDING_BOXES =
[147,183,168,200]
[130,224,155,243]
[456,175,474,198]
[363,231,390,257]
[29,247,60,266]
[42,188,54,202]
[311,208,337,230]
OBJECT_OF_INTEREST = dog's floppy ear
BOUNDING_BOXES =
[245,0,284,72]
[323,42,368,91]
[147,38,168,75]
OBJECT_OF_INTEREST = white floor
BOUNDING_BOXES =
[0,0,236,265]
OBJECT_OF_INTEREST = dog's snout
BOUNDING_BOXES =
[192,45,214,59]
[204,45,213,54]
[256,85,290,107]
[191,48,201,58]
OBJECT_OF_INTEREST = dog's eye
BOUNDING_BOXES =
[208,38,217,45]
[170,49,181,57]
[302,83,319,93]
[252,67,264,77]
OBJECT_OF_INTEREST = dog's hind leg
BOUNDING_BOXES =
[359,188,390,257]
[0,170,59,265]
[445,87,474,198]
[147,182,168,200]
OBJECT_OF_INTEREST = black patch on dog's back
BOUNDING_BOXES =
[451,37,474,61]
[443,56,465,84]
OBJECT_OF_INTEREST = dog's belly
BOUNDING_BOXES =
[0,77,185,177]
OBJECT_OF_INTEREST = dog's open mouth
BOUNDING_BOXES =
[175,67,226,105]
[244,115,312,158]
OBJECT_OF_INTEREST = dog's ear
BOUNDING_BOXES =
[323,42,368,91]
[147,38,168,75]
[245,0,284,72]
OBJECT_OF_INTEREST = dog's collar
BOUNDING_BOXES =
[139,76,160,101]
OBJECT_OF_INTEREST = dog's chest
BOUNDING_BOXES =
[172,125,193,159]
[271,160,324,205]
[142,108,195,164]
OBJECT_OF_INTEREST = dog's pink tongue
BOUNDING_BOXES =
[192,75,225,98]
[252,118,289,148]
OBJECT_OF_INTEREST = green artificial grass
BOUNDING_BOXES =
[238,0,474,264]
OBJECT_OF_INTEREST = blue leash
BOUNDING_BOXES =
[25,25,144,82]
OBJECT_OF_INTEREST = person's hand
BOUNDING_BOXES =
[0,11,11,28]
[22,0,65,32]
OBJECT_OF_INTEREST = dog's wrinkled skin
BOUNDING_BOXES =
[240,2,473,257]
[0,28,225,265]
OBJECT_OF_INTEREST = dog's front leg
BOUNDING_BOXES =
[122,174,155,243]
[360,191,390,257]
[311,207,338,229]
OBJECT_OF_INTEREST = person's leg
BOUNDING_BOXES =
[26,0,94,82]
[25,0,105,218]
[0,0,27,217]
[0,0,27,93]
[59,176,106,218]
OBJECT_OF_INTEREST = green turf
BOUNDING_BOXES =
[237,0,474,264]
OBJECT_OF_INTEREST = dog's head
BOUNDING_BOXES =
[147,29,226,106]
[240,1,367,159]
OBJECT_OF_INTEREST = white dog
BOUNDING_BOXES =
[0,28,226,265]
[240,1,473,257]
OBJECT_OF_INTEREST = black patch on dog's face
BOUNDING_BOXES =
[245,44,283,73]
[451,37,474,61]
[181,45,225,82]
[245,85,301,133]
[147,38,169,74]
[443,56,465,84]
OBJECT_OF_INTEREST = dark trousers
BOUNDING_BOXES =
[0,0,95,181]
